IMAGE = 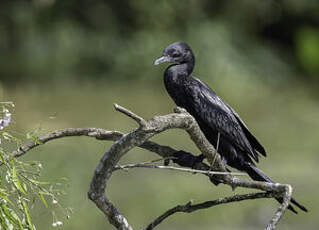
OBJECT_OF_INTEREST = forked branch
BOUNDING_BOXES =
[87,104,292,230]
[7,104,293,230]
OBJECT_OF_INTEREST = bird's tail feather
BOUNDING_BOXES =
[245,163,308,214]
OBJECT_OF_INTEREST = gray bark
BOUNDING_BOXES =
[8,104,293,230]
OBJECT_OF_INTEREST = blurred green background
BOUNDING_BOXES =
[1,0,319,229]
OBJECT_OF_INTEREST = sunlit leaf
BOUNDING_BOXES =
[22,201,35,230]
[0,192,13,206]
[29,179,50,185]
[0,150,8,166]
[23,183,28,193]
[39,193,48,208]
[2,132,13,140]
[31,136,43,145]
[10,159,27,195]
[0,203,24,229]
[0,208,9,229]
[26,133,43,145]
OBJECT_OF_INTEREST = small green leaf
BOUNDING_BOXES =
[31,136,43,145]
[29,179,50,185]
[22,201,34,230]
[2,132,13,140]
[0,208,9,229]
[0,192,13,206]
[11,160,27,194]
[26,132,42,144]
[0,151,8,166]
[23,183,28,193]
[39,193,48,208]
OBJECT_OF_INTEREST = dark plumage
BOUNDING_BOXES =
[154,41,307,213]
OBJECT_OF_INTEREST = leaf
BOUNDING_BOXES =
[10,159,27,194]
[39,193,48,208]
[29,179,50,185]
[2,132,13,140]
[0,191,13,206]
[26,133,42,145]
[22,201,35,230]
[0,209,9,229]
[0,203,24,229]
[31,136,43,145]
[23,183,28,193]
[0,150,8,166]
[2,132,21,144]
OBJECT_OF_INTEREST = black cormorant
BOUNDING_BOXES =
[154,41,307,213]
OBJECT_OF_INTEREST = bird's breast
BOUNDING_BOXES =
[164,73,189,107]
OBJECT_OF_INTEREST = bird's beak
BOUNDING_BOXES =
[154,56,171,65]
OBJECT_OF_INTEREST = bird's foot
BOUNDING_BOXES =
[209,176,223,186]
[171,151,205,168]
[169,150,223,186]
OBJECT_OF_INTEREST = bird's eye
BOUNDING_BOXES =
[172,52,179,58]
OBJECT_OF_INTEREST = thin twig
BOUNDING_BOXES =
[113,157,173,171]
[114,163,246,176]
[126,157,175,165]
[211,132,220,169]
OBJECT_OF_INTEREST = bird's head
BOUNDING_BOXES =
[154,42,194,66]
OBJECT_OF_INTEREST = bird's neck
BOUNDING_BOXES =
[184,60,195,75]
[166,60,194,78]
[183,52,195,75]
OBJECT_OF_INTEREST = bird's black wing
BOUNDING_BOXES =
[185,77,262,161]
[225,104,266,156]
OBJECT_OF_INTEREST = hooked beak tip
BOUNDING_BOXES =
[154,56,169,65]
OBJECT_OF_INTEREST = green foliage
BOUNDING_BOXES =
[0,103,70,229]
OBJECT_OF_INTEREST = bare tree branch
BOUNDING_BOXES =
[9,128,207,172]
[7,127,219,184]
[114,103,147,128]
[266,185,292,230]
[87,108,224,230]
[144,192,274,230]
[87,105,292,230]
[10,128,122,159]
[7,105,294,230]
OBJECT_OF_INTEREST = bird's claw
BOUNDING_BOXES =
[172,151,204,168]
